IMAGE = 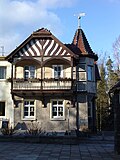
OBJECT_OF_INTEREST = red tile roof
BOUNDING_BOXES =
[66,28,98,60]
[72,29,94,54]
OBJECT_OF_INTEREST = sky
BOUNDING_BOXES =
[0,0,120,58]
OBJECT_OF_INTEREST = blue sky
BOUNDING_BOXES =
[0,0,120,58]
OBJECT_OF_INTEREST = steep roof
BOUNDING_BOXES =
[6,28,78,61]
[66,28,98,61]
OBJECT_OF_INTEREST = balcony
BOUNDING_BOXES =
[12,78,74,91]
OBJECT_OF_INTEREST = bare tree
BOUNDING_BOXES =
[113,35,120,70]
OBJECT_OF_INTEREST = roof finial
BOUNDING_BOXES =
[74,12,86,29]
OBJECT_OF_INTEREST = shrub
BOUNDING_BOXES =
[25,121,45,136]
[1,126,15,136]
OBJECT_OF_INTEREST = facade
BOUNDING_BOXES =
[5,27,100,132]
[0,57,14,128]
[109,81,120,154]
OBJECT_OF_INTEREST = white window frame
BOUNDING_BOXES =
[50,99,65,120]
[24,65,36,79]
[0,66,6,80]
[22,100,36,120]
[78,64,86,81]
[52,65,63,79]
[78,72,86,81]
[87,65,93,81]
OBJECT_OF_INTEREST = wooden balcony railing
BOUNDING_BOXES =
[12,78,74,90]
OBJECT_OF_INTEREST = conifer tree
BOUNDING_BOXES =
[106,57,119,91]
[105,57,119,130]
[97,63,108,131]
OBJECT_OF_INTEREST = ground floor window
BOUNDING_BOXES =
[24,100,35,118]
[88,101,93,117]
[51,100,64,120]
[0,102,5,116]
[0,67,6,79]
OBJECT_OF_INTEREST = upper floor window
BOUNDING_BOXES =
[24,66,35,79]
[0,67,6,79]
[87,66,93,81]
[53,65,63,79]
[51,100,64,120]
[0,102,5,116]
[23,100,35,118]
[78,64,86,81]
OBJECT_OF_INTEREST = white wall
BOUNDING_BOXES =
[0,59,14,128]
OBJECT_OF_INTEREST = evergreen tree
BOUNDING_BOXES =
[97,63,108,131]
[105,57,119,130]
[106,57,119,91]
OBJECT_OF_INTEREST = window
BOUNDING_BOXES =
[51,100,64,119]
[53,65,63,79]
[88,66,93,81]
[0,67,6,79]
[23,100,35,118]
[88,101,92,117]
[0,102,5,116]
[24,66,35,79]
[78,64,86,81]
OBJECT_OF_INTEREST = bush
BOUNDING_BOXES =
[25,121,45,136]
[1,126,15,136]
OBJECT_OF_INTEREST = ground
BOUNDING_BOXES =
[0,133,120,160]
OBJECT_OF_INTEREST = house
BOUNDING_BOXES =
[109,81,120,154]
[6,27,100,132]
[0,56,14,128]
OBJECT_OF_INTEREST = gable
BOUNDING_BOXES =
[6,28,77,62]
[18,38,71,57]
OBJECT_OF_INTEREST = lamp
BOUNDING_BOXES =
[66,101,70,108]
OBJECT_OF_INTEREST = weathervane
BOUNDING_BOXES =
[74,12,86,29]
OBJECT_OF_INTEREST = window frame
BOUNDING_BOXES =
[87,65,93,81]
[22,100,36,120]
[77,64,86,81]
[0,102,5,117]
[50,99,65,120]
[24,65,36,79]
[0,66,6,80]
[52,65,63,79]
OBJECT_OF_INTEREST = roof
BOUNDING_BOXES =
[109,80,120,93]
[6,28,78,61]
[66,28,98,61]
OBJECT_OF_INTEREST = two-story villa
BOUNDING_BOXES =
[6,27,100,132]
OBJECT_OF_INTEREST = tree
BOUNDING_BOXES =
[106,57,119,91]
[96,63,108,131]
[113,35,120,70]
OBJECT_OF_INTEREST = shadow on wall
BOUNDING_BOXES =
[15,122,27,130]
